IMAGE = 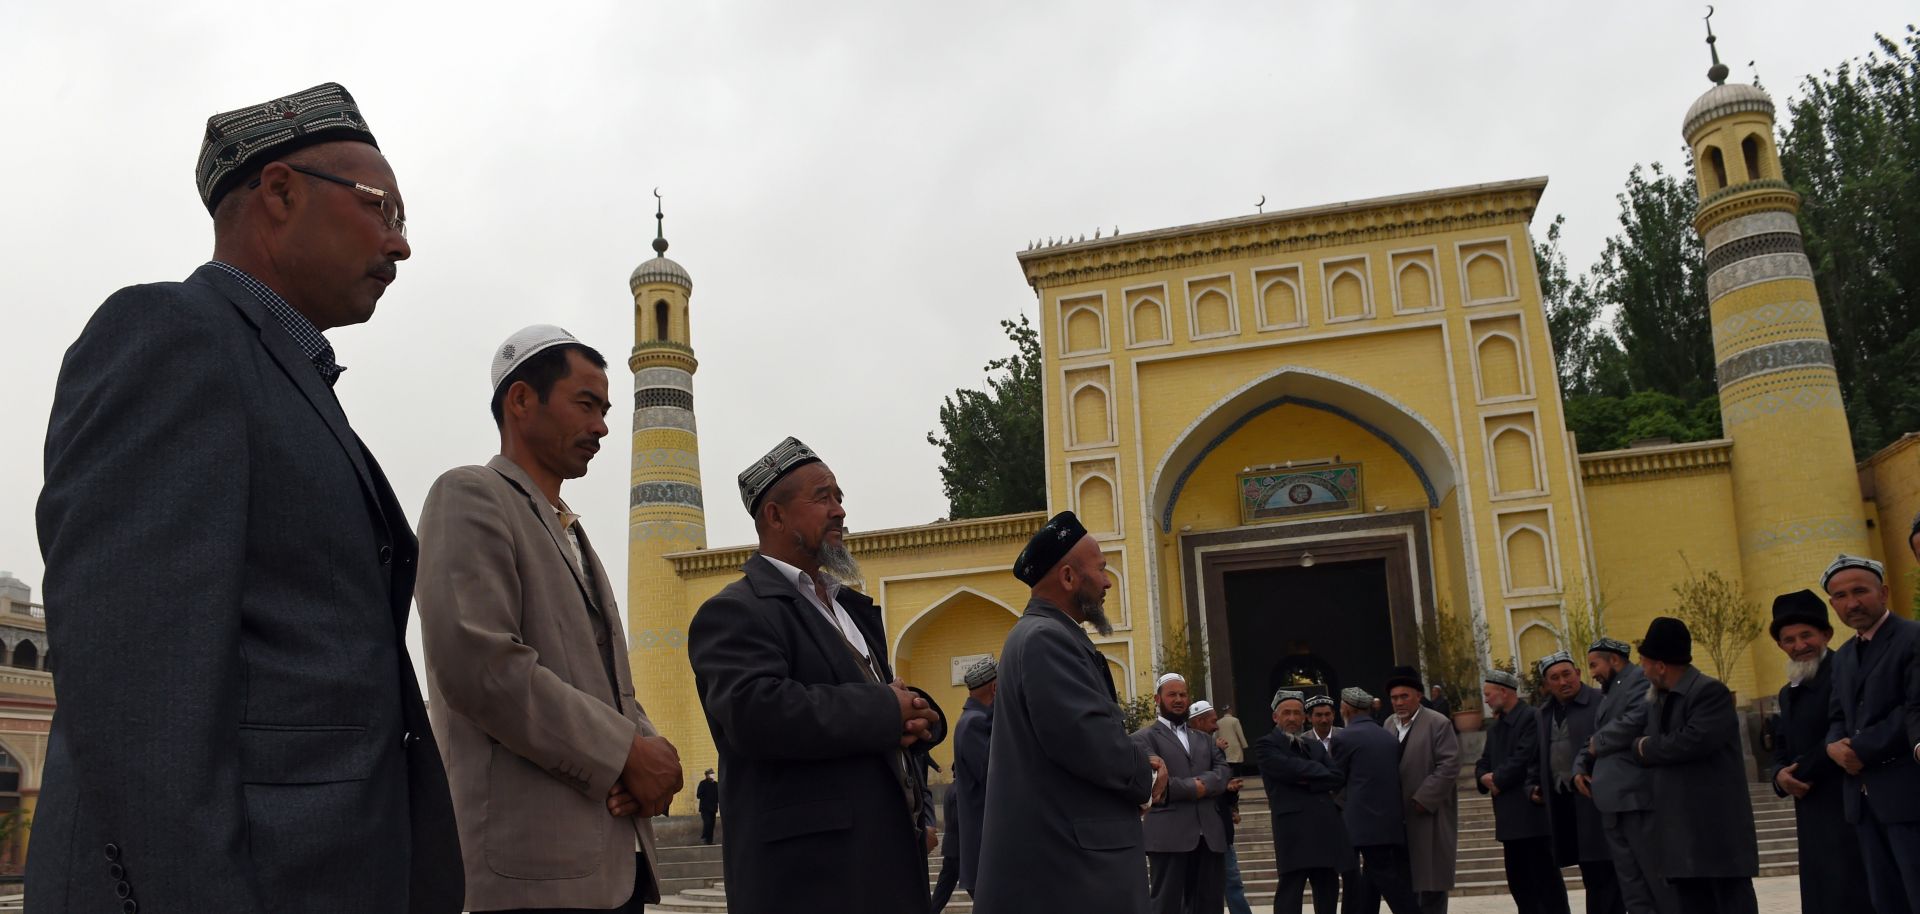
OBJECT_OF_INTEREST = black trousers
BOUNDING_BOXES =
[1273,867,1339,914]
[1576,860,1625,914]
[1417,890,1448,914]
[1148,848,1226,914]
[930,852,960,911]
[477,852,654,913]
[1502,836,1570,914]
[699,809,717,844]
[1668,877,1758,914]
[1344,844,1421,914]
[1858,797,1920,914]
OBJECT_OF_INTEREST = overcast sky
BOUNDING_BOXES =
[1,2,1908,673]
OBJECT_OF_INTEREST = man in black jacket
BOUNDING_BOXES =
[1331,687,1420,914]
[1821,553,1920,914]
[687,438,941,914]
[1767,589,1872,913]
[1476,669,1568,914]
[696,769,720,844]
[31,82,460,914]
[1258,690,1351,914]
[1534,653,1621,914]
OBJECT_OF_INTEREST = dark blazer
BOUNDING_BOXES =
[1133,719,1231,854]
[1536,685,1608,864]
[1255,730,1354,873]
[1825,612,1920,824]
[696,778,719,814]
[30,265,461,913]
[686,554,929,914]
[1637,667,1758,879]
[952,696,993,892]
[1577,662,1654,815]
[1328,715,1406,847]
[1774,654,1874,912]
[974,598,1153,914]
[1475,702,1548,841]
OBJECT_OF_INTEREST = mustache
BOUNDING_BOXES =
[370,263,397,284]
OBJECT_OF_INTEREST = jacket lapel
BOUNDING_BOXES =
[487,456,601,614]
[743,554,873,686]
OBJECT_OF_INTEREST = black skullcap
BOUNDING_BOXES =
[1384,665,1424,694]
[1013,511,1088,586]
[1769,589,1832,640]
[1638,616,1692,665]
[197,82,379,214]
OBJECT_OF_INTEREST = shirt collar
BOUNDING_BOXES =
[761,553,840,605]
[206,261,345,386]
[1157,715,1187,735]
[1860,609,1892,641]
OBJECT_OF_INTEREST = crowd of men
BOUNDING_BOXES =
[23,81,1920,914]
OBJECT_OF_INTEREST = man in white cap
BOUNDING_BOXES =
[1820,553,1920,914]
[417,327,682,913]
[687,438,942,914]
[1134,671,1232,914]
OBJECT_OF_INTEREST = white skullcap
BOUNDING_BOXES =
[1155,672,1186,692]
[491,324,581,393]
[1188,700,1214,718]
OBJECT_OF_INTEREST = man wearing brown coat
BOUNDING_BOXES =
[418,327,684,912]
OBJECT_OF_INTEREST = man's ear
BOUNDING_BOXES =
[254,160,300,224]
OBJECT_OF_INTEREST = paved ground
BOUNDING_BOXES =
[1240,875,1801,914]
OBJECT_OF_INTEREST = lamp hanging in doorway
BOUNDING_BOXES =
[1299,551,1316,568]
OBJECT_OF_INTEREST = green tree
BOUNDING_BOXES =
[1672,563,1763,684]
[1536,214,1626,397]
[1593,162,1716,402]
[1780,27,1920,456]
[926,315,1046,518]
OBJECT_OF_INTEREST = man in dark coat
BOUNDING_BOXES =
[1188,702,1254,914]
[1578,637,1674,914]
[1767,589,1874,913]
[1257,690,1352,914]
[1534,653,1621,914]
[1331,687,1421,914]
[687,438,942,914]
[1475,669,1568,914]
[1821,553,1920,914]
[951,656,998,895]
[974,511,1165,914]
[1631,618,1758,914]
[30,83,461,914]
[1135,672,1232,914]
[932,787,963,911]
[696,769,720,844]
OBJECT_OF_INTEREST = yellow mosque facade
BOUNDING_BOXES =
[623,75,1920,784]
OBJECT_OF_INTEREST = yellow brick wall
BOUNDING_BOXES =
[1863,434,1920,615]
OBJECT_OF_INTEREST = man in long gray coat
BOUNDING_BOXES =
[31,83,461,914]
[975,512,1165,913]
[1577,638,1673,914]
[1631,617,1758,914]
[1386,667,1458,914]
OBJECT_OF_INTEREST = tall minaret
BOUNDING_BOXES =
[625,191,708,779]
[1684,16,1869,688]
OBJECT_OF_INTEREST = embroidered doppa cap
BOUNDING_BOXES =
[1304,694,1336,712]
[1821,554,1884,590]
[1638,616,1693,665]
[1340,687,1375,709]
[1588,636,1632,658]
[1188,700,1215,719]
[737,437,822,515]
[962,656,998,690]
[1012,511,1088,586]
[1484,669,1521,690]
[1270,689,1306,711]
[197,82,379,213]
[1535,651,1576,679]
[490,325,582,394]
[1770,589,1832,640]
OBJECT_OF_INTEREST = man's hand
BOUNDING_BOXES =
[923,825,938,855]
[1193,777,1209,799]
[1149,755,1168,805]
[608,781,640,817]
[1231,810,1241,825]
[1479,772,1496,794]
[1226,777,1244,794]
[892,679,937,747]
[1775,762,1811,799]
[1529,786,1544,805]
[1410,800,1428,815]
[1217,736,1230,750]
[621,734,684,818]
[1827,738,1864,776]
[1573,773,1593,798]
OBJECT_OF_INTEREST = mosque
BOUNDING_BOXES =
[621,57,1920,781]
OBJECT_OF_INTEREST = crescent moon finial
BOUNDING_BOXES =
[1256,194,1266,213]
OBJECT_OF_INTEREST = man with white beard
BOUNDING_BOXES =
[687,438,943,914]
[1767,589,1873,913]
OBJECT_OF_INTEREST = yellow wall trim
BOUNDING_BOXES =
[1578,439,1734,486]
[665,511,1049,576]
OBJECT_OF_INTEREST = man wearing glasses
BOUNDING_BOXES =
[32,83,461,913]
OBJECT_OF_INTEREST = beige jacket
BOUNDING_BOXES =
[417,456,661,910]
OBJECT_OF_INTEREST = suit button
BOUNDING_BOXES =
[595,630,608,646]
[108,863,124,880]
[123,901,138,914]
[402,730,416,748]
[115,881,131,899]
[104,844,120,862]
[378,545,394,565]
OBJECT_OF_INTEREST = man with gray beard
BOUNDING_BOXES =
[687,437,942,914]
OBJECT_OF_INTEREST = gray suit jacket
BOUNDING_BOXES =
[417,457,662,910]
[1579,662,1655,814]
[31,265,462,913]
[1133,720,1231,854]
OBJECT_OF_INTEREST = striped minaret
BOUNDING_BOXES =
[625,193,709,785]
[1684,30,1869,690]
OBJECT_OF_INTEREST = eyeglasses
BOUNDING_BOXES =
[248,164,407,238]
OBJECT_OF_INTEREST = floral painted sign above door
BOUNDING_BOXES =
[1238,463,1362,524]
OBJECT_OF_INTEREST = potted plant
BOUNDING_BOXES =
[1419,603,1486,731]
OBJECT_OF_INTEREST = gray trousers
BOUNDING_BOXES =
[1601,810,1678,914]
